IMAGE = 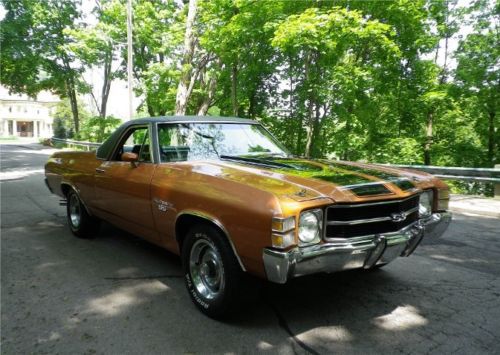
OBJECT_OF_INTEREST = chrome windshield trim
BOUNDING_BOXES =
[156,120,260,125]
[327,206,419,226]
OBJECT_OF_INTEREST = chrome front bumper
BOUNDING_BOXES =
[263,212,452,284]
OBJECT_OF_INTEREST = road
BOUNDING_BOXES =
[1,142,499,355]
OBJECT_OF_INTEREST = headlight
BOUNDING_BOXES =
[298,209,323,245]
[419,190,434,217]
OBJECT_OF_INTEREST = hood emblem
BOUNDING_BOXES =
[390,212,407,222]
[295,189,307,197]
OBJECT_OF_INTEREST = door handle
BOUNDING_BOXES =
[95,168,106,174]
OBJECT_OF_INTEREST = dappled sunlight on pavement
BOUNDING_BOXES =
[2,141,500,354]
[83,281,169,317]
[373,305,428,331]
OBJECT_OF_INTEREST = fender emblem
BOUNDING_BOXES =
[153,198,173,212]
[390,212,407,222]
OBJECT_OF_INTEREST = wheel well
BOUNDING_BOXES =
[61,183,71,197]
[60,184,90,214]
[175,213,245,271]
[175,214,214,250]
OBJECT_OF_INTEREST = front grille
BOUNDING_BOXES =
[325,194,420,239]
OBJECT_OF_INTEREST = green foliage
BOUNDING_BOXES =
[78,116,122,142]
[2,0,498,195]
[0,0,85,130]
[371,138,423,164]
[64,0,126,118]
[52,99,90,139]
[128,0,182,116]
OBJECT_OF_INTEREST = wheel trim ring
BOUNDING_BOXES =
[69,194,81,228]
[189,238,224,300]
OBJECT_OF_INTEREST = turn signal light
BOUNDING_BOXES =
[272,216,296,233]
[271,231,295,249]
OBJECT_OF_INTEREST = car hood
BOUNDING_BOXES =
[189,157,433,204]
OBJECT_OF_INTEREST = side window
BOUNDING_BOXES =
[112,126,152,162]
[158,125,190,162]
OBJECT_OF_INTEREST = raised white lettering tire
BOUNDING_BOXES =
[182,224,247,319]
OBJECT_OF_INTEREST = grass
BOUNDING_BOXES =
[0,136,19,141]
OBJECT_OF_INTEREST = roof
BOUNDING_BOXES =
[96,115,259,160]
[121,115,257,128]
[0,85,60,103]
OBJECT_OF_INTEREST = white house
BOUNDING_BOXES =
[0,85,60,138]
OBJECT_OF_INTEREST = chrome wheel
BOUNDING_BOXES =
[68,193,81,228]
[189,239,225,300]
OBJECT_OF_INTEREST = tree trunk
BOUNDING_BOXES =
[231,62,239,116]
[307,104,322,158]
[248,89,256,118]
[197,75,218,115]
[65,74,80,134]
[296,115,304,155]
[175,0,198,115]
[146,98,155,116]
[303,51,316,158]
[424,110,433,165]
[304,101,315,158]
[488,110,496,165]
[100,50,112,119]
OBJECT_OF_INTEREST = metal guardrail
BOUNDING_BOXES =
[378,164,500,183]
[50,137,101,151]
[378,163,500,198]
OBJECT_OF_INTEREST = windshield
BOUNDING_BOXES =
[157,123,290,162]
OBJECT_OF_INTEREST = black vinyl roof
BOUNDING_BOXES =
[122,115,257,127]
[96,116,258,160]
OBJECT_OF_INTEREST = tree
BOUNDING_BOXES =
[65,0,125,119]
[454,0,499,166]
[0,0,85,132]
[175,0,199,115]
[272,7,400,158]
[52,98,90,139]
[128,0,181,116]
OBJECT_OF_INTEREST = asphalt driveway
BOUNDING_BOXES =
[1,143,499,354]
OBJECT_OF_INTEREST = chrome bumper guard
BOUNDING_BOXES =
[263,212,452,284]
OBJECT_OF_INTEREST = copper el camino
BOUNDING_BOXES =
[45,116,452,318]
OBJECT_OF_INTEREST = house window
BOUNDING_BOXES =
[9,107,12,113]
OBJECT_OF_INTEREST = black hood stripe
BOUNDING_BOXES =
[321,160,417,191]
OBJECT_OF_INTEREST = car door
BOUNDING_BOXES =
[93,124,159,241]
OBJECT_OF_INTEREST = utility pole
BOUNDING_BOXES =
[126,0,133,120]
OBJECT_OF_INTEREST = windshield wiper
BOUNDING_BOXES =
[219,155,294,169]
[244,152,290,158]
